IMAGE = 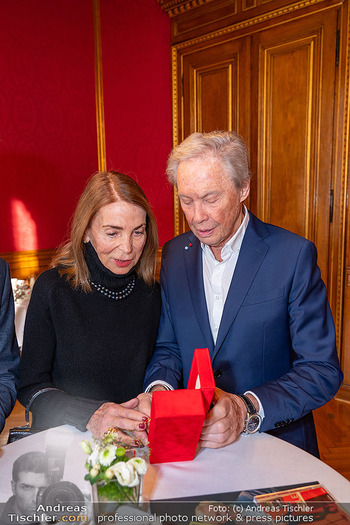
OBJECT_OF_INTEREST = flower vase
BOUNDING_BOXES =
[80,437,149,524]
[90,446,148,523]
[91,477,142,519]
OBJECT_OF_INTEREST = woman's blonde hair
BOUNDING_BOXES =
[52,171,158,291]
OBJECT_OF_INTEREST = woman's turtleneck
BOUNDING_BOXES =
[84,241,136,291]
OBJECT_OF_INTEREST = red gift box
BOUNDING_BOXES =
[148,348,215,464]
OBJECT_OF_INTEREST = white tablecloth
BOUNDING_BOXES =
[0,425,349,503]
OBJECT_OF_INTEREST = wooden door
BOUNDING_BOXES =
[251,10,338,287]
[175,9,338,288]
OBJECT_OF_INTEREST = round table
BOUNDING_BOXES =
[0,425,349,504]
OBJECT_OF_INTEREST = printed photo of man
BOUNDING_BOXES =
[0,451,49,523]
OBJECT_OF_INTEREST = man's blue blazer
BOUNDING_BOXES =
[144,212,343,456]
[0,258,20,432]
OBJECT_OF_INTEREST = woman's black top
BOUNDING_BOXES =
[18,242,161,431]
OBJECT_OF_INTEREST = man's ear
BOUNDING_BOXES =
[240,181,250,202]
[11,480,16,496]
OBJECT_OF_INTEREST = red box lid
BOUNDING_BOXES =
[187,348,215,411]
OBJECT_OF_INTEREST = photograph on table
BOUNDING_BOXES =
[0,429,90,525]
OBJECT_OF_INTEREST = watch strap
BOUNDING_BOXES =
[237,394,257,415]
[238,394,262,434]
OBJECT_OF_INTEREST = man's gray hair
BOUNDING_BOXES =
[166,131,251,189]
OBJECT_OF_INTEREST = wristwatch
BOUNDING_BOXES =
[237,394,262,434]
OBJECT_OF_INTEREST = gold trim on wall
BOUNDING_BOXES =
[173,0,342,50]
[93,0,107,172]
[333,2,350,357]
[1,249,54,280]
[158,0,215,17]
[2,247,163,283]
[155,247,162,281]
[171,45,182,236]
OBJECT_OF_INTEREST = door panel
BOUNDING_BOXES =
[181,36,251,140]
[197,65,233,132]
[252,11,338,285]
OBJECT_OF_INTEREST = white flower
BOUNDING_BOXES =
[88,444,101,466]
[79,440,92,455]
[127,457,148,475]
[99,445,117,467]
[111,462,139,487]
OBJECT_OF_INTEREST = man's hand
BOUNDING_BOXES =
[136,386,167,418]
[199,387,248,448]
[132,387,167,442]
[136,392,153,418]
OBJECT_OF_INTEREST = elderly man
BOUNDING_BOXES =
[144,131,342,457]
[0,257,20,433]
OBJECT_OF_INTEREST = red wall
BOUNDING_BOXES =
[101,1,173,246]
[0,0,173,253]
[0,0,98,252]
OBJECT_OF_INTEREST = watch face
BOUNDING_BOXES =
[247,414,262,434]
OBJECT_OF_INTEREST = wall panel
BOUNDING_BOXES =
[0,0,98,253]
[100,0,173,245]
[0,0,173,264]
[254,12,338,286]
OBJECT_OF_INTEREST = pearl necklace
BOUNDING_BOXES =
[89,275,136,300]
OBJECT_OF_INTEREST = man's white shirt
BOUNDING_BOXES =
[201,205,249,343]
[146,205,264,422]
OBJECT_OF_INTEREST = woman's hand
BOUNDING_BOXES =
[86,398,150,445]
